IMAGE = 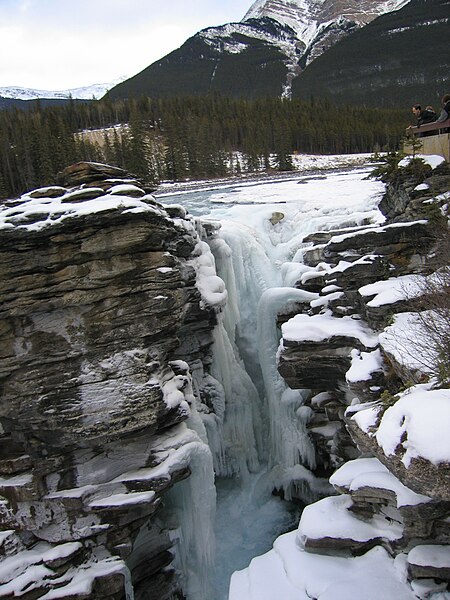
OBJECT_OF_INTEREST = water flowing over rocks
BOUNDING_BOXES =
[230,159,450,599]
[0,163,225,599]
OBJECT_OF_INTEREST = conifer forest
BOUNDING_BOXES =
[0,95,408,199]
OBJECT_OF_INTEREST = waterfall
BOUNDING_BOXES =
[156,165,385,598]
[206,220,319,500]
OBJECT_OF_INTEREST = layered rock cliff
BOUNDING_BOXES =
[0,163,224,599]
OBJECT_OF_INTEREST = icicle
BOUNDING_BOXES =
[207,236,240,339]
[257,287,318,490]
[210,321,261,478]
[167,439,216,600]
[121,564,135,600]
[208,223,275,447]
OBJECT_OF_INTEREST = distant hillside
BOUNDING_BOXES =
[0,78,126,111]
[0,97,93,111]
[291,0,450,108]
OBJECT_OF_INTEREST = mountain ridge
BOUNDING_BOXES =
[0,77,127,103]
[107,0,409,101]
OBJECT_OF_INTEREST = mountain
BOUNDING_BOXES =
[0,77,127,110]
[291,0,450,107]
[107,0,408,100]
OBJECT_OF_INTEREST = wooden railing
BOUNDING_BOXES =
[410,119,450,136]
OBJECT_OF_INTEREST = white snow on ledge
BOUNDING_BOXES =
[229,533,416,600]
[297,494,403,545]
[0,189,163,232]
[281,312,378,348]
[330,457,431,507]
[352,384,450,467]
[358,274,425,307]
[346,348,383,383]
[327,219,428,246]
[408,544,450,568]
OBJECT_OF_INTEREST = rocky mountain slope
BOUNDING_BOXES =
[107,0,407,100]
[292,0,450,107]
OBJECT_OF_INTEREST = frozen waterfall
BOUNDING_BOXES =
[157,163,385,599]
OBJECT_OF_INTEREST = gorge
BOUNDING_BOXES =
[1,154,450,600]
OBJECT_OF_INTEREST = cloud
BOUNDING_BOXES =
[0,0,250,89]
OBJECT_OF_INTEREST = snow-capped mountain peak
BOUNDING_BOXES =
[0,77,128,101]
[243,0,410,45]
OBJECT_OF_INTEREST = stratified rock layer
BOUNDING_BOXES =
[0,163,221,599]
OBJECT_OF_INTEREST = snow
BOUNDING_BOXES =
[328,219,427,246]
[349,403,380,432]
[0,473,33,487]
[351,384,450,468]
[358,274,424,307]
[88,490,156,507]
[330,457,431,507]
[379,311,439,376]
[0,76,127,101]
[398,154,446,169]
[408,545,450,568]
[346,349,383,383]
[190,241,228,309]
[38,559,128,599]
[229,532,416,600]
[297,494,403,546]
[375,385,450,467]
[243,0,408,47]
[0,543,52,583]
[41,542,83,563]
[281,312,378,348]
[0,189,163,232]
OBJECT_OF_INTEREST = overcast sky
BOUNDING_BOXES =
[0,0,253,90]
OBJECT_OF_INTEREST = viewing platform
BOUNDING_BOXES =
[404,119,450,162]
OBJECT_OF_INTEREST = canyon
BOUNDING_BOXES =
[1,156,450,599]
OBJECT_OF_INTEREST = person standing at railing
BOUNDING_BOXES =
[406,104,437,137]
[435,94,450,125]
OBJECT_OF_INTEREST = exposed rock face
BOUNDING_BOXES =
[0,163,222,598]
[276,157,450,594]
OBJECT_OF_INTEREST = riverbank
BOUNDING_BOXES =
[154,153,375,198]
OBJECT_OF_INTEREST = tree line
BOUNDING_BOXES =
[0,94,408,199]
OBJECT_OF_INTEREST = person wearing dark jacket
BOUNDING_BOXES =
[412,104,437,125]
[435,94,450,123]
[407,104,437,137]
